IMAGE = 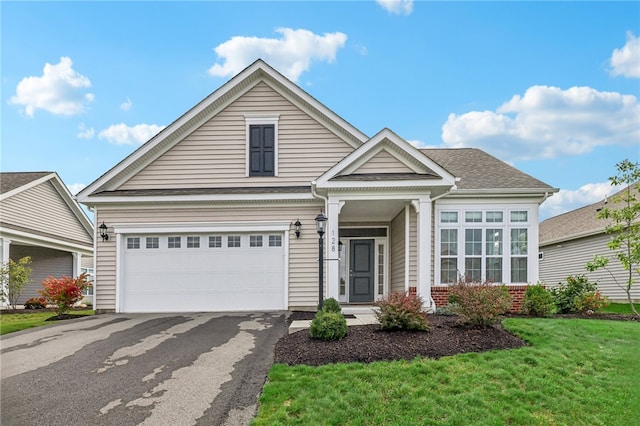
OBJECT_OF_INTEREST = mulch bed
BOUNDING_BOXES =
[277,311,639,366]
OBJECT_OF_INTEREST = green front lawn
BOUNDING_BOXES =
[254,318,639,425]
[0,309,94,335]
[602,302,640,314]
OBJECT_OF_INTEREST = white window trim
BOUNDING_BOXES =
[435,206,534,285]
[245,114,280,177]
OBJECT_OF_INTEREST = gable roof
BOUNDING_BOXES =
[77,59,369,203]
[315,128,457,195]
[0,172,94,247]
[539,183,638,245]
[423,148,557,195]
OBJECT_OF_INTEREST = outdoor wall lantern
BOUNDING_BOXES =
[98,222,109,241]
[315,211,327,310]
[294,219,302,239]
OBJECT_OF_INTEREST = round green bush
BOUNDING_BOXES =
[521,284,556,317]
[321,297,342,313]
[309,311,347,341]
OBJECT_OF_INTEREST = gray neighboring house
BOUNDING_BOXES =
[0,172,94,306]
[539,184,640,303]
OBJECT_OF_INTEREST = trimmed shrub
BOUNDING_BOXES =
[374,291,429,331]
[321,297,342,314]
[309,311,347,341]
[551,274,597,314]
[448,279,513,327]
[435,304,459,316]
[40,272,91,316]
[521,283,556,317]
[24,297,47,309]
[574,290,609,314]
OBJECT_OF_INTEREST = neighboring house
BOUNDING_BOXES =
[77,59,557,314]
[0,172,94,305]
[539,184,640,303]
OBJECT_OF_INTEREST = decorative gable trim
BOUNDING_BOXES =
[315,128,457,190]
[77,60,368,204]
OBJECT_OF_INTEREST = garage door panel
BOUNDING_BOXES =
[121,233,285,312]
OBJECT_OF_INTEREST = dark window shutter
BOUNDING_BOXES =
[249,124,275,176]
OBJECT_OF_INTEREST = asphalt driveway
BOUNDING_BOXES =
[1,312,287,426]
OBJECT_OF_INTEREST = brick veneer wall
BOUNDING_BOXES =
[432,285,531,313]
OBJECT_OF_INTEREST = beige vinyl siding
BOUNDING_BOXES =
[408,206,417,287]
[540,233,640,302]
[390,209,405,292]
[351,149,414,174]
[0,181,93,245]
[10,245,73,304]
[95,203,323,311]
[119,82,354,190]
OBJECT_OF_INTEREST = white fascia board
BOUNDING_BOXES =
[320,180,450,190]
[81,191,316,205]
[113,221,291,235]
[445,188,558,199]
[0,229,94,255]
[48,173,95,234]
[0,173,56,201]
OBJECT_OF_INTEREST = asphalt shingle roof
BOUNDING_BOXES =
[422,148,554,190]
[0,172,52,194]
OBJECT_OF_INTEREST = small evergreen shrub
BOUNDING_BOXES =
[521,283,556,317]
[309,311,347,341]
[374,291,429,331]
[435,303,459,316]
[551,274,597,314]
[574,290,609,314]
[24,297,47,309]
[448,279,513,327]
[321,297,342,314]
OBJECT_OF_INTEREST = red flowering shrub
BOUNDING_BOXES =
[375,291,429,331]
[448,279,513,327]
[39,273,91,316]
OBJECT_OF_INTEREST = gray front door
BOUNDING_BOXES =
[349,239,375,303]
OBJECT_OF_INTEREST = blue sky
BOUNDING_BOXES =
[2,1,639,221]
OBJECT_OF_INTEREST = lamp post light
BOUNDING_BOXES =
[315,211,327,310]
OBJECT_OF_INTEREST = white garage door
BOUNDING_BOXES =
[120,233,285,312]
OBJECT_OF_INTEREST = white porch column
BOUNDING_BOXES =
[326,198,343,301]
[1,238,10,307]
[72,252,82,278]
[413,196,433,310]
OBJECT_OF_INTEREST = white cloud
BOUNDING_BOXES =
[77,123,95,139]
[98,123,165,145]
[609,31,640,78]
[67,183,87,196]
[376,0,413,15]
[441,85,640,162]
[540,182,623,220]
[208,28,347,82]
[120,97,133,111]
[9,57,94,117]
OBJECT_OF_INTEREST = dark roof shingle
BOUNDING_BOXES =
[0,172,52,194]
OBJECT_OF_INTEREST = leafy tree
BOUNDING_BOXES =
[0,256,32,309]
[587,159,640,316]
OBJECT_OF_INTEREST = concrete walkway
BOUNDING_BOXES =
[289,307,379,334]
